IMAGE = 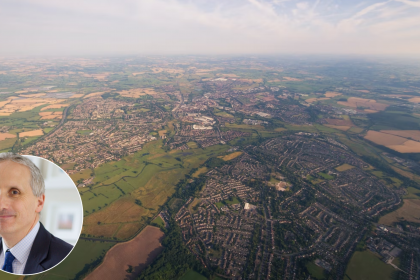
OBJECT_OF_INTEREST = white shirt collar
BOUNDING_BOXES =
[2,222,40,265]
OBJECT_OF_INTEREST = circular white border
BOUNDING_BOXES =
[0,154,84,276]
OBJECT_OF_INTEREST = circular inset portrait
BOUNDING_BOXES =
[0,153,83,275]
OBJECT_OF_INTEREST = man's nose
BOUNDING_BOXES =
[0,193,11,209]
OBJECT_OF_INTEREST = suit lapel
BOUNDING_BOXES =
[23,222,51,274]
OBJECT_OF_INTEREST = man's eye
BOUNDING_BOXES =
[11,190,20,195]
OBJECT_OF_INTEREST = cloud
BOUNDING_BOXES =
[0,0,419,55]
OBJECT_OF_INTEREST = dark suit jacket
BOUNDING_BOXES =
[0,222,73,274]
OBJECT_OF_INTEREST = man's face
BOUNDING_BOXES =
[0,160,44,237]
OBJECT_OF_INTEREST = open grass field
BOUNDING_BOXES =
[192,166,208,177]
[324,125,351,131]
[187,141,198,148]
[41,103,69,111]
[338,97,389,111]
[179,270,208,280]
[325,118,353,126]
[404,187,420,199]
[379,199,420,225]
[0,137,17,152]
[151,216,165,228]
[85,226,164,280]
[364,130,420,153]
[335,164,355,172]
[118,88,159,98]
[115,222,142,240]
[318,172,334,180]
[218,151,243,161]
[19,129,43,137]
[344,250,397,280]
[306,262,326,280]
[78,140,230,238]
[215,111,234,118]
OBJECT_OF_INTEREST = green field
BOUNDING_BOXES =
[43,127,54,134]
[78,140,230,239]
[344,250,398,280]
[318,172,334,180]
[152,216,165,227]
[306,262,326,280]
[216,197,240,209]
[179,270,207,280]
[404,187,420,199]
[77,129,93,135]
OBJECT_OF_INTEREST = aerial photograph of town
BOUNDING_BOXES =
[0,0,419,280]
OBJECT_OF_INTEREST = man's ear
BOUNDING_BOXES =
[36,194,45,213]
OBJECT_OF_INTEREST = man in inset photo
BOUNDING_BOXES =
[0,153,73,275]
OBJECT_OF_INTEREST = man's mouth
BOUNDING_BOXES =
[0,215,15,219]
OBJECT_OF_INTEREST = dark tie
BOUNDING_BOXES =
[2,249,15,273]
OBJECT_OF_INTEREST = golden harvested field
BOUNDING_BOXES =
[408,97,420,103]
[338,97,389,111]
[335,164,354,172]
[357,90,370,93]
[115,222,142,240]
[118,88,159,98]
[325,125,351,131]
[238,78,263,83]
[83,73,110,81]
[0,96,64,115]
[306,97,330,103]
[84,198,146,225]
[83,92,105,99]
[39,111,63,120]
[219,151,243,161]
[364,109,378,113]
[379,199,420,225]
[365,130,420,153]
[158,130,167,137]
[0,133,16,141]
[85,226,164,280]
[364,131,406,146]
[70,93,84,98]
[388,140,420,153]
[132,72,145,76]
[325,118,353,126]
[217,73,239,77]
[82,223,121,238]
[151,68,183,74]
[19,93,46,98]
[19,129,43,137]
[41,103,69,111]
[283,77,302,81]
[325,91,342,97]
[15,90,29,94]
[381,130,420,142]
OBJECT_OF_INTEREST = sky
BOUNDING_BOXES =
[0,0,420,56]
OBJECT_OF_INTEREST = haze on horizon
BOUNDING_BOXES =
[1,0,420,57]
